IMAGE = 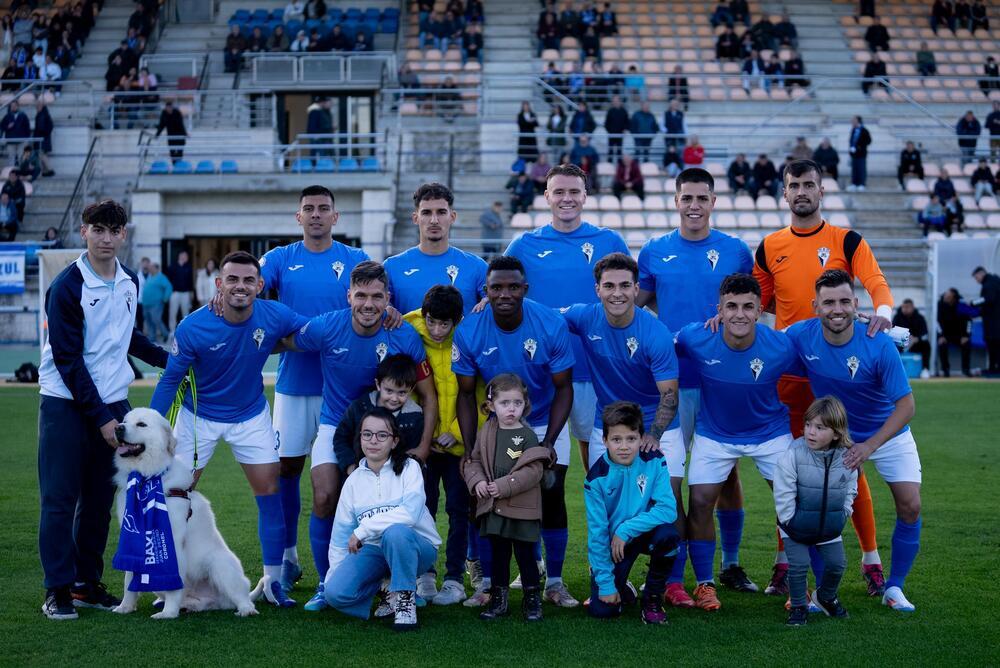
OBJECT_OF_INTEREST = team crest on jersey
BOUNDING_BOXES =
[376,342,388,362]
[331,261,345,279]
[817,247,831,267]
[451,343,460,362]
[636,473,647,496]
[581,242,594,263]
[846,355,860,379]
[259,256,267,267]
[626,336,639,359]
[125,292,133,313]
[252,328,265,350]
[524,338,538,360]
[170,338,179,356]
[750,357,764,380]
[707,249,720,270]
[446,264,459,284]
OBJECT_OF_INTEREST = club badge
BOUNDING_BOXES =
[376,342,388,362]
[524,338,538,360]
[259,256,267,267]
[451,343,461,362]
[626,336,639,359]
[252,328,265,350]
[512,436,524,446]
[125,292,133,313]
[817,246,831,267]
[707,249,720,270]
[332,261,345,279]
[581,242,594,263]
[446,264,459,284]
[170,338,179,356]
[636,473,647,496]
[846,355,860,379]
[750,357,764,381]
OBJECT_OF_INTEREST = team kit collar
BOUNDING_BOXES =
[76,252,132,288]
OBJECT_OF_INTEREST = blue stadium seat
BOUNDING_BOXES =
[219,159,239,174]
[362,19,378,35]
[271,7,284,21]
[339,157,359,172]
[291,158,313,173]
[360,157,380,171]
[382,7,400,18]
[380,18,399,33]
[329,8,343,23]
[148,160,169,175]
[363,8,380,20]
[305,18,321,33]
[341,22,358,40]
[286,19,303,35]
[232,9,251,22]
[345,8,363,21]
[314,158,335,173]
[251,9,269,22]
[172,160,193,174]
[194,160,216,174]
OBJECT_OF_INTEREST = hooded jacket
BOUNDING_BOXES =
[774,437,858,545]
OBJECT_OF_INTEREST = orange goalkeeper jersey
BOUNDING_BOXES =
[752,220,893,330]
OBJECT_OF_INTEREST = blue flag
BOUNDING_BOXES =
[112,472,183,592]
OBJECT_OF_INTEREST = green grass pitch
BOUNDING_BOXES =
[2,383,998,666]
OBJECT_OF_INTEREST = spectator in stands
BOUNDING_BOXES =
[986,101,1000,160]
[893,299,931,378]
[2,169,25,221]
[0,16,11,67]
[612,153,644,201]
[109,38,137,73]
[897,141,924,189]
[973,265,1000,376]
[741,49,766,93]
[580,3,599,31]
[307,97,334,155]
[764,52,784,92]
[508,171,534,214]
[418,0,435,25]
[165,250,194,334]
[530,152,551,193]
[848,116,871,191]
[517,101,540,162]
[445,10,465,46]
[604,94,629,163]
[778,154,797,183]
[547,103,567,151]
[581,25,600,62]
[946,195,965,234]
[31,46,44,74]
[662,144,682,178]
[537,12,560,56]
[729,0,751,27]
[1,100,30,164]
[559,2,581,38]
[774,13,798,48]
[436,75,461,122]
[956,110,981,164]
[665,65,689,110]
[0,190,18,241]
[791,136,813,161]
[246,26,267,54]
[352,31,372,52]
[306,0,327,19]
[155,99,187,164]
[970,0,989,33]
[194,258,218,309]
[623,64,645,103]
[862,51,888,96]
[727,153,753,194]
[682,135,705,168]
[710,2,733,28]
[916,42,937,77]
[42,226,62,249]
[429,11,452,53]
[284,1,306,24]
[955,0,972,28]
[629,101,658,163]
[781,52,808,92]
[399,62,420,91]
[290,30,309,52]
[752,153,779,199]
[937,288,972,376]
[570,133,600,173]
[918,194,947,236]
[16,144,40,181]
[462,21,483,65]
[104,54,124,92]
[716,26,740,61]
[128,3,151,39]
[541,61,564,99]
[972,158,996,203]
[570,101,596,140]
[864,16,890,52]
[479,201,503,255]
[980,56,999,98]
[33,98,54,177]
[597,3,617,35]
[933,168,958,207]
[750,15,776,52]
[466,0,485,24]
[738,31,754,59]
[223,24,246,73]
[931,0,955,34]
[322,25,347,51]
[268,25,289,52]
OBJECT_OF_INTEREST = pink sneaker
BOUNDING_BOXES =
[641,595,668,624]
[664,582,695,608]
[862,563,886,597]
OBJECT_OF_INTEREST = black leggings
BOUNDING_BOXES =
[489,536,539,589]
[541,464,568,529]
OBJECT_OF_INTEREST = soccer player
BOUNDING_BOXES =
[282,260,437,610]
[787,270,922,612]
[453,255,579,607]
[636,167,757,604]
[753,159,892,596]
[504,163,629,471]
[259,185,370,593]
[38,200,167,619]
[384,182,488,315]
[150,251,308,607]
[677,273,801,611]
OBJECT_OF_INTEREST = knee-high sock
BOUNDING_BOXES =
[851,473,878,553]
[808,544,825,584]
[667,540,688,584]
[278,475,301,552]
[716,509,744,568]
[886,517,921,590]
[256,494,285,581]
[541,528,568,581]
[688,539,716,584]
[309,513,334,582]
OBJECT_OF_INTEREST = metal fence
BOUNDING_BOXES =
[244,52,397,86]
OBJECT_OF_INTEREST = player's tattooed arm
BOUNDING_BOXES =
[648,381,679,443]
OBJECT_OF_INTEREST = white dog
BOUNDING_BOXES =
[112,407,257,619]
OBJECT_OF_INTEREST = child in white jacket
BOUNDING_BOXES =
[323,407,441,630]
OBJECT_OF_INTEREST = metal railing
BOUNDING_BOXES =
[380,87,481,121]
[139,55,201,86]
[245,51,397,86]
[94,89,277,130]
[58,136,100,239]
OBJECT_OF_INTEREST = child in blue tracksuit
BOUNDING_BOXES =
[584,401,680,624]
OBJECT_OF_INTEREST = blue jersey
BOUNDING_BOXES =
[505,222,629,383]
[561,303,678,430]
[452,298,575,428]
[260,241,369,396]
[384,245,488,316]
[786,319,912,442]
[150,302,307,423]
[638,229,752,388]
[675,323,801,444]
[294,309,427,426]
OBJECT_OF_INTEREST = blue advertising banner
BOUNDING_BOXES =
[0,247,25,294]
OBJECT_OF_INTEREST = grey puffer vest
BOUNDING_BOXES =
[781,439,852,545]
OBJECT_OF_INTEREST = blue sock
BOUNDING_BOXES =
[688,539,716,584]
[478,535,492,580]
[716,509,744,568]
[255,494,285,567]
[278,475,301,551]
[808,544,825,584]
[886,517,921,590]
[667,539,688,584]
[309,513,334,581]
[541,528,568,579]
[466,519,480,560]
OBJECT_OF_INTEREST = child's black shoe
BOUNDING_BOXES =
[786,605,809,626]
[812,591,849,619]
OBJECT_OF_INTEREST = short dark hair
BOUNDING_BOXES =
[815,269,853,293]
[545,163,587,185]
[972,266,986,276]
[593,252,638,283]
[902,298,914,305]
[350,260,388,289]
[719,272,761,298]
[422,284,464,323]
[300,185,335,206]
[376,353,418,389]
[602,401,644,439]
[487,255,525,278]
[675,167,715,193]
[220,250,261,276]
[783,159,823,184]
[412,182,454,208]
[81,199,127,229]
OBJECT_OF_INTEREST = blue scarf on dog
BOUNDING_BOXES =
[112,472,183,592]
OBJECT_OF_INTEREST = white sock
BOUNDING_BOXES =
[775,550,788,565]
[545,576,562,588]
[283,546,298,564]
[862,550,881,566]
[264,564,281,582]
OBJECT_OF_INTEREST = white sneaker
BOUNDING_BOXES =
[416,572,438,602]
[393,590,418,630]
[847,185,857,192]
[510,560,546,590]
[882,585,916,612]
[919,368,931,379]
[463,579,491,607]
[433,579,467,605]
[374,588,396,618]
[857,185,866,192]
[544,581,580,608]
